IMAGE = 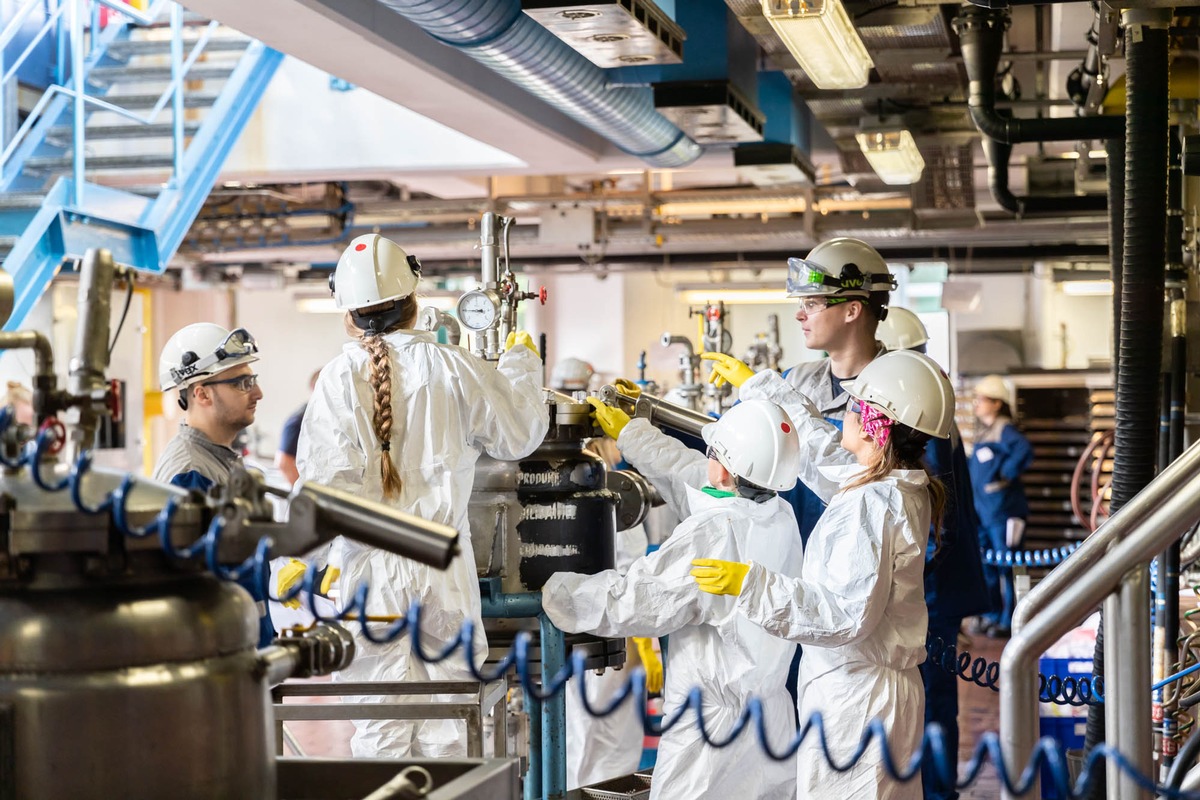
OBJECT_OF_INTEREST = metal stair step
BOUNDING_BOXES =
[49,122,201,141]
[88,64,236,85]
[92,93,219,111]
[106,37,249,58]
[0,193,47,210]
[25,154,176,172]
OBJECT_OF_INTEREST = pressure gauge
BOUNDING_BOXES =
[456,290,500,331]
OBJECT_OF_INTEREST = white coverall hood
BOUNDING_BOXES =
[544,420,804,800]
[296,329,549,758]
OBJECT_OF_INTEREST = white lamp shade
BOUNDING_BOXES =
[763,0,874,90]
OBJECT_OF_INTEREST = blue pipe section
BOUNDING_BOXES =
[375,0,701,168]
[540,613,567,798]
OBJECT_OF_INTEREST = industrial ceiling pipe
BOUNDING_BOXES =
[981,136,1107,215]
[375,0,701,169]
[954,5,1125,144]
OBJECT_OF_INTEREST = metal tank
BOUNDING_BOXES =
[470,392,658,671]
[0,249,465,800]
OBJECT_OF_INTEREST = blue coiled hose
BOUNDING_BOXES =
[12,419,1200,799]
[981,545,1080,568]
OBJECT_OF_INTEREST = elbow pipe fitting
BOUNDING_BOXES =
[954,5,1124,144]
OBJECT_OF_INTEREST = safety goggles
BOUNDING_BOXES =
[202,373,259,393]
[785,257,898,298]
[171,328,259,385]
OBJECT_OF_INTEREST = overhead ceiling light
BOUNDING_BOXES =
[1060,279,1113,296]
[761,0,873,90]
[855,129,925,185]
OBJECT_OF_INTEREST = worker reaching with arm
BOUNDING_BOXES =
[542,398,805,800]
[290,233,550,758]
[696,348,955,799]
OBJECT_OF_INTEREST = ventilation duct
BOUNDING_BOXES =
[376,0,701,167]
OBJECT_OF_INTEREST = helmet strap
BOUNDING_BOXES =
[734,476,775,504]
[351,300,408,335]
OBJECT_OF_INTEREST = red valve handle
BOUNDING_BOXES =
[538,286,548,305]
[38,418,66,455]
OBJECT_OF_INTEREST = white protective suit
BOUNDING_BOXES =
[543,418,803,800]
[296,330,549,758]
[739,369,930,799]
[565,523,649,790]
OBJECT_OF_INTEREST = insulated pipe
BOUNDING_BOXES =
[376,0,701,168]
[954,5,1125,144]
[67,248,117,458]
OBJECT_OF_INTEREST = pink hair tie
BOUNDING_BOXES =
[859,402,894,448]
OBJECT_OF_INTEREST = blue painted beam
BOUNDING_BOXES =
[144,43,284,266]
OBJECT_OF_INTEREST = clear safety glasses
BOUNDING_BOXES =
[797,296,850,317]
[203,373,259,393]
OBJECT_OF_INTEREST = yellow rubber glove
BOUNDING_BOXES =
[586,397,631,440]
[632,637,663,694]
[612,378,642,399]
[690,558,751,596]
[700,352,756,388]
[320,566,341,596]
[504,330,540,358]
[276,558,307,609]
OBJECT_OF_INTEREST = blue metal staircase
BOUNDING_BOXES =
[0,0,283,330]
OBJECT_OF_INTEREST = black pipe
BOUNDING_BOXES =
[1083,12,1171,797]
[1067,8,1103,109]
[981,136,1107,215]
[1108,136,1126,370]
[955,6,1125,144]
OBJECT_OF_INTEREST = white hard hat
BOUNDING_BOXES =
[159,323,259,392]
[841,350,954,439]
[974,374,1011,405]
[786,237,896,299]
[550,358,594,392]
[877,307,929,351]
[330,234,422,311]
[701,400,801,492]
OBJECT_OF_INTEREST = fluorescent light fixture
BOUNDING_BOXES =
[678,288,789,305]
[762,0,873,90]
[1061,279,1113,296]
[855,129,925,185]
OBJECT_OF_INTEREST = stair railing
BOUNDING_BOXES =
[0,0,217,200]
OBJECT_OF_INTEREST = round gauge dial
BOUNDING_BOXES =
[456,290,500,331]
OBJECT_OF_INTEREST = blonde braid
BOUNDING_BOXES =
[359,332,402,500]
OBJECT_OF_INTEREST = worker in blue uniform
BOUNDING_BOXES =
[877,307,992,800]
[968,374,1034,638]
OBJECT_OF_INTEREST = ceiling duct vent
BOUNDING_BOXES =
[734,142,816,186]
[654,81,765,143]
[522,0,684,67]
[912,143,976,223]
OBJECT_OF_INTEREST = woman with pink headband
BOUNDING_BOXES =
[692,349,956,799]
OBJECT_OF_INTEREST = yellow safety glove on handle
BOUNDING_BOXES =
[612,378,642,399]
[700,352,755,389]
[632,637,663,694]
[690,558,751,596]
[276,558,308,609]
[505,331,540,358]
[586,397,631,440]
[319,567,341,596]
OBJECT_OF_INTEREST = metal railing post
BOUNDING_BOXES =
[1103,592,1124,794]
[1116,566,1153,799]
[169,2,183,186]
[69,0,85,205]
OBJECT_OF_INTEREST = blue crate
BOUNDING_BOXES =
[1038,716,1086,800]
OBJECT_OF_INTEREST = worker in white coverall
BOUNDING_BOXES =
[291,233,549,758]
[695,349,956,799]
[542,398,805,800]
